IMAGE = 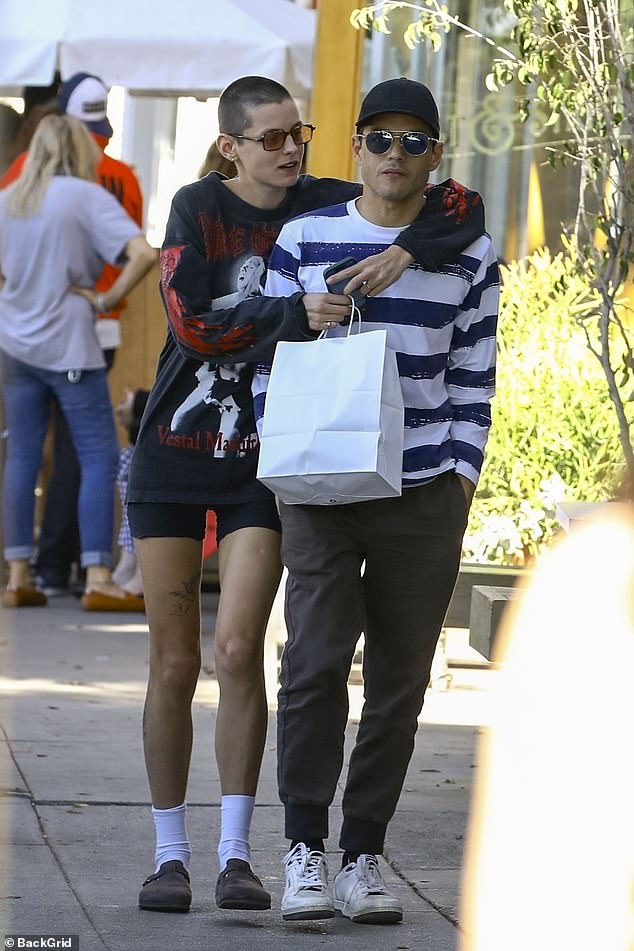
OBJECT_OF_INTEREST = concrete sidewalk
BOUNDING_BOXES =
[0,594,496,951]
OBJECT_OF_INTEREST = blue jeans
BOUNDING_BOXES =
[35,349,115,586]
[1,351,119,568]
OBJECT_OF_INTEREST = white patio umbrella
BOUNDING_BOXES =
[0,0,316,96]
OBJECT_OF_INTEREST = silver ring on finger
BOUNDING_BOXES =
[326,320,334,328]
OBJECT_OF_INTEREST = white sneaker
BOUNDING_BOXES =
[333,853,403,924]
[281,843,335,920]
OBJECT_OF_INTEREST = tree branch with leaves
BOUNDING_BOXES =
[352,0,634,478]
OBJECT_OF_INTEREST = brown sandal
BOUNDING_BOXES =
[215,859,271,910]
[138,860,191,913]
[81,590,145,612]
[2,587,47,608]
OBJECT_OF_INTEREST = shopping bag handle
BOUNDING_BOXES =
[319,296,362,339]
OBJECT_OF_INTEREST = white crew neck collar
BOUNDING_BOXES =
[347,197,409,236]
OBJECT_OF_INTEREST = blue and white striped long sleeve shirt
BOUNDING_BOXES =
[253,198,499,488]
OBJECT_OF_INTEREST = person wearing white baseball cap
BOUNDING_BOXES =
[53,71,143,353]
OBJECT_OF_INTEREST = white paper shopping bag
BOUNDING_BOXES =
[257,326,404,505]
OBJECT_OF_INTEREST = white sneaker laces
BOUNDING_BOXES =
[355,854,386,894]
[285,844,327,889]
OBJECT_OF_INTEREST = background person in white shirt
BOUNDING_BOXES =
[0,114,155,608]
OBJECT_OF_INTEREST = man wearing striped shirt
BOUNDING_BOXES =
[253,77,499,925]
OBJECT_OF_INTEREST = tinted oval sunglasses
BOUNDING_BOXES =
[358,130,438,156]
[227,123,315,151]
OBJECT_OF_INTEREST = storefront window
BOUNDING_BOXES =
[361,0,579,262]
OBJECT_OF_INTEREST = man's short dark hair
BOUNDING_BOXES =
[219,76,293,134]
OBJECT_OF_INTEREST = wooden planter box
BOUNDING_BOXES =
[444,562,527,630]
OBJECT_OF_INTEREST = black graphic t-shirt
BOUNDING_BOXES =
[128,173,484,506]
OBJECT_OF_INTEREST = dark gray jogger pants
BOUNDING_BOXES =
[277,470,469,854]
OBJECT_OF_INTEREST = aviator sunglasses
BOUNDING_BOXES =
[227,123,315,151]
[358,130,438,156]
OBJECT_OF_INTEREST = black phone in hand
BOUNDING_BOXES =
[323,257,366,314]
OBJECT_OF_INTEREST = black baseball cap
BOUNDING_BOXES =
[356,77,440,139]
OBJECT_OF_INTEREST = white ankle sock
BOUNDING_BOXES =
[218,795,254,870]
[152,802,192,871]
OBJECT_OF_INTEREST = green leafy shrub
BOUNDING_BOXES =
[464,246,625,564]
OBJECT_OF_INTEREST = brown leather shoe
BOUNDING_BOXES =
[139,860,191,913]
[215,859,271,910]
[2,587,47,608]
[81,590,145,612]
